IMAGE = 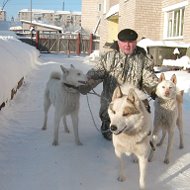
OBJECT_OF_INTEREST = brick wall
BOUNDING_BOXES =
[119,0,162,41]
[81,0,101,34]
[135,0,162,40]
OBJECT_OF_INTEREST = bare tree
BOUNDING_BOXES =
[0,0,10,16]
[1,0,10,10]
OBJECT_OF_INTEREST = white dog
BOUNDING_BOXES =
[108,85,152,190]
[148,73,184,164]
[42,64,87,146]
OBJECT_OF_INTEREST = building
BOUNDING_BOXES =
[0,9,6,21]
[18,9,81,31]
[81,0,190,51]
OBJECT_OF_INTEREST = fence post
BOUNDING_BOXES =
[67,39,70,57]
[89,33,93,54]
[76,33,81,55]
[35,31,39,49]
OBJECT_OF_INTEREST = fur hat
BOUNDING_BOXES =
[118,28,138,42]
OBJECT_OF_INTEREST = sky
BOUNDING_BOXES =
[1,31,190,190]
[0,0,81,20]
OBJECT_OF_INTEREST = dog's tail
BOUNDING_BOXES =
[50,72,61,80]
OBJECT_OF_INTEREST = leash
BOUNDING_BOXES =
[63,82,110,134]
[86,90,110,134]
[86,94,101,133]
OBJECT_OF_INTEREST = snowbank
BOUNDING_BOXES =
[162,56,190,69]
[0,32,40,107]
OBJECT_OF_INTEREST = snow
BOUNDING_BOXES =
[138,38,190,51]
[105,4,119,19]
[1,36,190,190]
[162,56,190,69]
[0,32,40,105]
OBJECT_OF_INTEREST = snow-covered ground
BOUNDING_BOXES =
[1,34,190,190]
[0,31,40,105]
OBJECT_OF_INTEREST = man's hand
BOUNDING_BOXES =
[78,79,95,95]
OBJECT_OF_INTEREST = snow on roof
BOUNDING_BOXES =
[55,11,81,15]
[21,20,63,31]
[54,11,71,15]
[105,4,119,19]
[19,9,81,15]
[19,9,55,14]
[137,38,190,52]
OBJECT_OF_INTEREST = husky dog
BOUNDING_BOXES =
[42,64,87,146]
[108,85,152,190]
[148,73,184,164]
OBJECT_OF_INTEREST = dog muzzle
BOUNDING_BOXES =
[110,124,130,135]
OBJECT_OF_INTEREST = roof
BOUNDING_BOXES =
[19,9,81,15]
[105,4,119,19]
[19,9,55,14]
[21,20,63,31]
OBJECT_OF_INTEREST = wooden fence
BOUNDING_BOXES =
[20,32,99,55]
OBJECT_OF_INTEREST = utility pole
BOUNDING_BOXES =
[30,0,32,24]
[30,0,33,44]
[62,0,65,11]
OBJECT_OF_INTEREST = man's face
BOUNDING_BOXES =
[118,40,137,55]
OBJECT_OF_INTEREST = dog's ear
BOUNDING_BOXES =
[70,64,75,69]
[171,74,177,84]
[159,73,165,82]
[60,65,69,74]
[112,86,123,101]
[127,89,139,103]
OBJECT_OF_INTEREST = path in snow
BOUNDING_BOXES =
[0,54,190,190]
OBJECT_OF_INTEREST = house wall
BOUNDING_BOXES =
[107,19,118,42]
[81,0,119,51]
[135,0,162,41]
[19,10,81,27]
[81,0,190,52]
[100,0,119,51]
[81,0,101,34]
[119,0,161,41]
[99,14,109,50]
[119,0,136,30]
[0,11,6,21]
[183,3,190,42]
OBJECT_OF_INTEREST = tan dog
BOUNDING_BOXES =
[148,73,184,164]
[108,85,152,190]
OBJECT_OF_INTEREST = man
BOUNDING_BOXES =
[79,28,158,140]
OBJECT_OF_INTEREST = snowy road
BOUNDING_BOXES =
[0,54,190,190]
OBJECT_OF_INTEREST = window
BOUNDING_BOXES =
[163,1,188,39]
[98,3,101,12]
[166,8,184,38]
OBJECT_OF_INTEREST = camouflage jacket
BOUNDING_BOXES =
[86,47,158,121]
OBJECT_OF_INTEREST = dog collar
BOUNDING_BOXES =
[64,83,77,89]
[63,83,79,94]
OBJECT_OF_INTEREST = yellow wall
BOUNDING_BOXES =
[107,19,118,42]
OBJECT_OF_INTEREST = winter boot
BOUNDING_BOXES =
[101,121,112,141]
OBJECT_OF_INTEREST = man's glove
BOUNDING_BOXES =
[78,79,95,95]
[150,91,157,100]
